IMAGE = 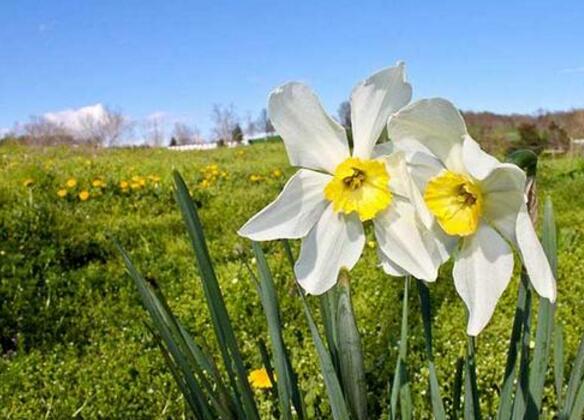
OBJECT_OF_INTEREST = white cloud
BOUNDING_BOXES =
[43,103,108,135]
[559,66,584,74]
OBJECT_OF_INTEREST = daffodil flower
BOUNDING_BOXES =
[387,98,556,335]
[239,63,448,294]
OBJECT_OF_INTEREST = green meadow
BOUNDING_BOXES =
[1,142,583,418]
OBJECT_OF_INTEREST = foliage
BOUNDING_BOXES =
[1,142,583,417]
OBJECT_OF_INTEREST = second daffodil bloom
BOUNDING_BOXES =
[387,98,556,335]
[239,63,449,294]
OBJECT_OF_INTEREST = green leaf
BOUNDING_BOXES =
[252,241,305,420]
[390,277,412,420]
[298,286,350,420]
[526,197,557,417]
[511,273,533,420]
[563,336,584,417]
[173,170,258,420]
[320,285,340,376]
[568,379,584,420]
[497,273,530,420]
[416,280,446,419]
[554,326,565,412]
[464,336,481,420]
[336,271,368,420]
[452,356,464,419]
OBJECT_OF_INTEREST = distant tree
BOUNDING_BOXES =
[244,112,257,138]
[169,137,178,147]
[547,121,570,151]
[143,116,166,147]
[211,104,238,143]
[232,124,244,144]
[337,100,351,129]
[80,106,131,147]
[21,116,77,146]
[257,108,274,138]
[171,122,200,145]
[512,122,548,155]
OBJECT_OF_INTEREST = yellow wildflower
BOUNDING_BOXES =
[119,180,129,189]
[272,169,283,178]
[248,368,273,389]
[92,179,105,188]
[78,190,90,201]
[249,174,263,183]
[57,189,67,198]
[66,178,77,188]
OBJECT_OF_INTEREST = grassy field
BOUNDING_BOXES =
[1,142,583,418]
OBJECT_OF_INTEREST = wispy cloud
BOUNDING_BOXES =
[559,66,584,74]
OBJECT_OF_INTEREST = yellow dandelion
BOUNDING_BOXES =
[130,182,141,190]
[367,240,376,249]
[66,178,77,188]
[248,368,273,389]
[78,190,90,201]
[272,169,283,178]
[249,174,263,183]
[199,179,211,189]
[119,180,129,189]
[23,178,34,187]
[57,189,68,198]
[92,179,105,188]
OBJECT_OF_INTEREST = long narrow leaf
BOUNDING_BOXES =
[568,379,584,420]
[464,336,481,420]
[391,277,412,420]
[336,271,368,420]
[511,273,533,420]
[416,280,446,419]
[298,286,350,420]
[497,273,530,420]
[563,336,584,417]
[555,326,565,412]
[174,170,258,419]
[526,197,557,417]
[252,241,299,420]
[452,356,464,419]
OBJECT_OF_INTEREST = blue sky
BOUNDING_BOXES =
[1,0,583,137]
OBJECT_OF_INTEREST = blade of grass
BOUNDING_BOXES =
[526,197,557,417]
[298,285,350,420]
[174,170,258,420]
[336,270,368,420]
[416,280,446,419]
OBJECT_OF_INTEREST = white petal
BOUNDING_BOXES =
[374,197,445,281]
[351,63,412,159]
[385,152,434,229]
[462,135,506,180]
[295,206,365,295]
[387,98,467,173]
[516,203,557,302]
[377,249,408,277]
[481,164,526,242]
[238,169,331,241]
[453,223,514,336]
[268,82,349,173]
[371,141,394,158]
[405,151,445,192]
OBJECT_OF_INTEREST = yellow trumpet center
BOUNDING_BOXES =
[424,171,483,236]
[324,157,392,221]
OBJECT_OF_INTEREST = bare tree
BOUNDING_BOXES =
[244,111,257,139]
[337,101,351,129]
[211,104,238,143]
[257,108,274,138]
[80,106,131,147]
[21,116,76,146]
[171,122,197,145]
[143,115,166,147]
